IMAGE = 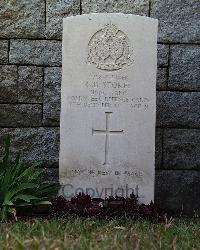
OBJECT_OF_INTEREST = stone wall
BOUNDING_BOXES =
[0,0,199,214]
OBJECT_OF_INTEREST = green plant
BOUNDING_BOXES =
[0,136,58,221]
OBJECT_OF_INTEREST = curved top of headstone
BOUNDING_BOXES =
[63,12,158,21]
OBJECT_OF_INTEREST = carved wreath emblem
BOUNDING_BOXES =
[87,23,133,71]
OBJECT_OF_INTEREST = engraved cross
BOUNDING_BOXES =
[92,112,124,165]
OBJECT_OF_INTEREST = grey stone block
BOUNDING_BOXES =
[169,45,200,91]
[0,0,45,39]
[151,0,200,43]
[157,91,200,128]
[155,170,200,215]
[0,65,18,103]
[157,44,169,67]
[156,68,168,90]
[18,66,43,103]
[44,168,59,182]
[43,67,61,126]
[9,40,62,66]
[163,129,200,170]
[82,0,149,16]
[155,128,162,169]
[46,0,80,39]
[0,104,42,127]
[0,40,8,63]
[0,127,59,167]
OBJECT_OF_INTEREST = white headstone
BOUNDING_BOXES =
[60,13,158,204]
